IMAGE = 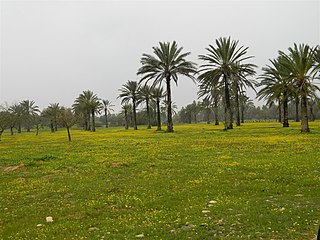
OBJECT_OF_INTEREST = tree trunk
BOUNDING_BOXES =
[241,106,244,123]
[235,85,240,127]
[91,110,96,132]
[156,98,161,131]
[146,98,151,129]
[224,75,233,129]
[50,120,54,132]
[133,98,138,130]
[309,106,315,121]
[36,124,39,136]
[54,120,58,131]
[278,102,282,123]
[214,97,219,125]
[283,98,289,127]
[166,77,174,132]
[18,123,21,133]
[105,109,108,128]
[10,127,14,136]
[206,108,210,124]
[124,109,129,130]
[0,130,3,141]
[295,98,299,122]
[67,127,71,141]
[300,94,309,133]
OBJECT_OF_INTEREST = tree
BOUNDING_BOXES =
[151,87,164,131]
[102,99,114,128]
[20,100,40,132]
[137,41,197,132]
[73,90,102,132]
[258,57,293,127]
[58,108,78,141]
[121,104,131,130]
[118,81,140,130]
[198,37,255,130]
[278,44,318,132]
[42,103,62,132]
[0,110,11,141]
[8,104,23,134]
[138,85,153,129]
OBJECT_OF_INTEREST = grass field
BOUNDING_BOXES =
[0,122,320,239]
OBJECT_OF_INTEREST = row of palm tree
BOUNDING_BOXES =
[132,38,319,133]
[118,81,165,131]
[258,44,320,132]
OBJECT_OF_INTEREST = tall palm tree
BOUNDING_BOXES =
[73,90,102,132]
[102,99,114,128]
[121,104,132,130]
[278,44,318,133]
[258,57,293,127]
[20,100,40,132]
[232,63,257,126]
[198,37,255,129]
[138,85,153,129]
[42,103,61,132]
[8,103,24,133]
[118,81,140,130]
[137,41,197,132]
[151,87,164,131]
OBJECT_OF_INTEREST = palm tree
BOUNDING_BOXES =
[73,90,102,132]
[138,85,153,129]
[102,99,114,128]
[278,44,318,132]
[118,81,140,130]
[239,92,254,123]
[42,103,61,132]
[151,87,164,131]
[231,63,256,126]
[20,100,40,132]
[137,41,197,132]
[121,104,132,130]
[8,103,24,133]
[0,110,11,141]
[258,57,293,127]
[198,37,255,129]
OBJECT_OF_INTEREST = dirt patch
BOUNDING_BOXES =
[110,162,128,167]
[0,163,25,171]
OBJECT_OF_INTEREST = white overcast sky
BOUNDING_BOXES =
[0,0,319,112]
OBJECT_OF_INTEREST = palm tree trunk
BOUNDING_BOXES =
[283,98,289,127]
[214,97,219,125]
[241,107,244,123]
[10,127,14,136]
[278,99,282,123]
[300,94,309,133]
[156,98,161,131]
[206,108,210,124]
[146,98,151,129]
[18,123,21,133]
[295,98,299,122]
[91,110,96,132]
[124,109,129,130]
[309,106,315,121]
[166,78,174,132]
[235,85,240,126]
[224,75,233,129]
[50,120,54,132]
[54,120,58,131]
[105,109,108,128]
[133,99,138,130]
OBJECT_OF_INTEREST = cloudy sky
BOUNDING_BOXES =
[1,0,319,112]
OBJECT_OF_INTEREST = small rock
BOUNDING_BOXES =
[89,227,99,231]
[46,216,53,222]
[37,224,42,227]
[135,234,144,238]
[209,200,217,204]
[202,210,210,213]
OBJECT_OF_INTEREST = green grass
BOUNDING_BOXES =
[0,122,319,239]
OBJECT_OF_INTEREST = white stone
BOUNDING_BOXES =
[209,200,217,204]
[202,210,210,213]
[46,216,53,222]
[37,224,43,227]
[135,234,144,238]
